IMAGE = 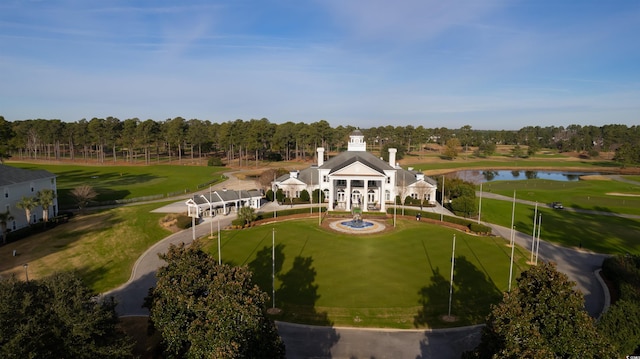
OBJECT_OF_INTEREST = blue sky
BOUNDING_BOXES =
[1,0,639,130]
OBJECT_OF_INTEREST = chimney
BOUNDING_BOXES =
[388,148,397,168]
[317,147,325,166]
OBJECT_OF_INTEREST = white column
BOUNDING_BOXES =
[380,178,386,212]
[346,179,351,211]
[363,179,369,211]
[328,179,335,211]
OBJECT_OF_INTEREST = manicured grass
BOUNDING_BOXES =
[201,218,530,329]
[0,203,171,292]
[481,178,640,216]
[9,162,227,208]
[479,198,640,255]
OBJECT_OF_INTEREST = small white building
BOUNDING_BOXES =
[186,189,263,218]
[273,130,437,212]
[0,164,58,234]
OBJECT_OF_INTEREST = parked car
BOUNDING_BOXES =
[552,202,564,209]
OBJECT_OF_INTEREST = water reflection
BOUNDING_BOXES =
[453,170,605,183]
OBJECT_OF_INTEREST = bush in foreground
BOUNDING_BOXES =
[145,242,285,358]
[0,272,133,358]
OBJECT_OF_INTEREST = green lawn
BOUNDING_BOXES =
[201,218,530,329]
[9,162,227,207]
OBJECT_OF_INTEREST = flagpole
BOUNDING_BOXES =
[508,225,516,292]
[477,182,483,224]
[217,216,221,265]
[441,175,445,222]
[510,190,516,247]
[448,234,456,318]
[535,213,542,265]
[530,202,538,263]
[272,227,276,309]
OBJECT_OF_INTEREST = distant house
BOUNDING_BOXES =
[272,130,438,212]
[0,164,58,235]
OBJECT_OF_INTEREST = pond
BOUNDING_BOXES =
[451,170,609,184]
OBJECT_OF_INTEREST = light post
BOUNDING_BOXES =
[23,263,28,282]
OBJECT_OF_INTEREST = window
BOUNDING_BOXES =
[337,189,345,202]
[368,189,375,203]
[337,180,347,186]
[385,190,390,201]
[386,177,391,184]
[323,175,328,183]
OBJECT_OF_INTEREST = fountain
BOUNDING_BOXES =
[328,208,386,234]
[340,212,374,229]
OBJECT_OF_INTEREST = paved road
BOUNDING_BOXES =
[106,172,616,359]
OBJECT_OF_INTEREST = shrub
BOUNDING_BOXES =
[207,157,224,166]
[468,222,491,234]
[175,215,193,229]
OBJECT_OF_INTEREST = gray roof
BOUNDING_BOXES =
[320,151,394,175]
[0,164,56,187]
[396,168,437,186]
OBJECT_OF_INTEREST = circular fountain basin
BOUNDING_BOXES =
[329,219,386,234]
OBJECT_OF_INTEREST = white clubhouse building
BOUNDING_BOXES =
[273,130,438,212]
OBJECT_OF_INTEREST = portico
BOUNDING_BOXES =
[273,130,437,213]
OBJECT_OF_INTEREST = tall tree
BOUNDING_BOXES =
[0,272,133,358]
[443,138,460,159]
[0,116,14,162]
[16,196,38,226]
[36,189,56,224]
[145,242,285,358]
[121,118,139,163]
[465,262,614,358]
[70,185,98,213]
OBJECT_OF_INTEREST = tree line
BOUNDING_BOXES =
[1,116,639,165]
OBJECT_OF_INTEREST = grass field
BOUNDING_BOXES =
[9,162,227,207]
[200,218,530,329]
[403,156,623,174]
[479,197,640,254]
[0,203,171,292]
[480,178,640,216]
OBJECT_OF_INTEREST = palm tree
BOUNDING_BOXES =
[0,210,14,244]
[16,196,38,226]
[36,189,56,225]
[238,206,257,226]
